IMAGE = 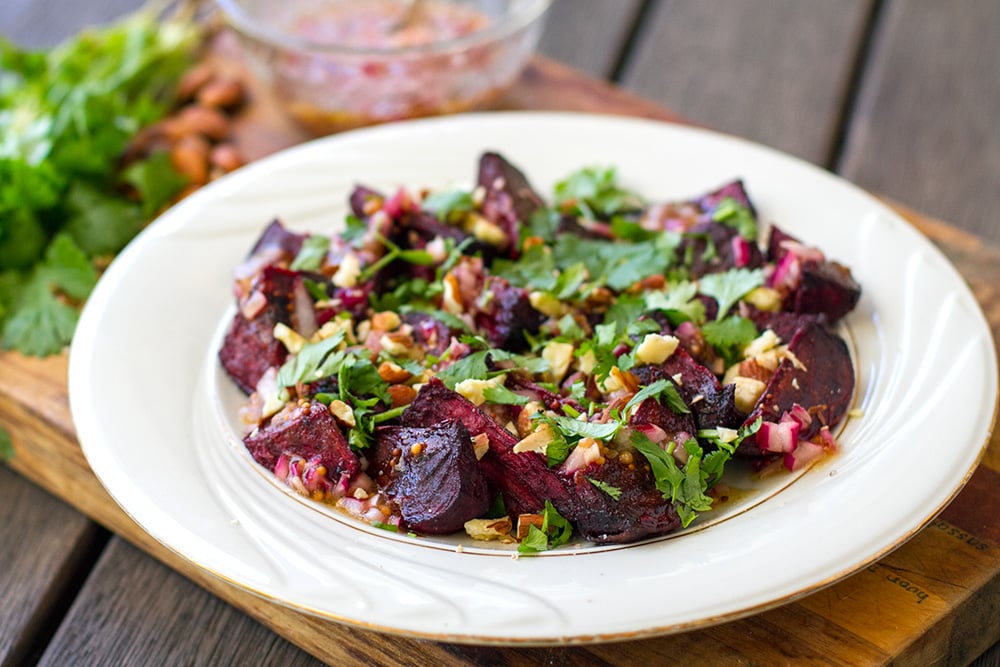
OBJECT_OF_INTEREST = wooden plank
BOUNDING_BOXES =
[618,0,874,164]
[37,538,322,666]
[536,0,645,78]
[0,467,104,667]
[838,0,1000,245]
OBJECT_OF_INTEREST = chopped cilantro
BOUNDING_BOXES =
[341,214,367,244]
[421,190,474,221]
[553,166,644,220]
[711,197,758,241]
[643,281,706,325]
[517,500,573,554]
[275,332,345,387]
[290,235,330,271]
[701,316,758,365]
[624,378,690,416]
[482,383,530,406]
[546,414,620,441]
[587,477,622,500]
[698,267,765,319]
[630,432,716,527]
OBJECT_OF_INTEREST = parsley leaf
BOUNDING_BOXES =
[630,432,715,527]
[481,383,529,406]
[553,166,644,220]
[701,316,758,366]
[587,477,622,500]
[517,500,573,554]
[711,197,758,241]
[290,235,330,271]
[698,267,765,319]
[121,150,187,218]
[643,281,706,325]
[545,414,620,441]
[275,332,346,387]
[624,378,690,416]
[421,190,474,221]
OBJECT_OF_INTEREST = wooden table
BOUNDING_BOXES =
[1,2,998,665]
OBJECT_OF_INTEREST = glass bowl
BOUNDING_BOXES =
[215,0,551,134]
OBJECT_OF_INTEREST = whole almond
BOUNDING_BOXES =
[387,384,417,408]
[170,135,211,186]
[197,77,245,110]
[176,63,217,102]
[177,105,230,141]
[209,144,245,172]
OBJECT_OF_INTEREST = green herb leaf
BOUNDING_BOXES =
[275,332,345,387]
[290,235,330,271]
[630,432,715,527]
[701,316,759,365]
[421,190,474,220]
[711,197,758,241]
[482,383,530,406]
[517,500,573,554]
[121,150,188,218]
[698,267,765,319]
[553,166,644,220]
[624,378,690,416]
[546,414,620,441]
[587,477,622,500]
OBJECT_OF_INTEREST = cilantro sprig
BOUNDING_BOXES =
[0,8,203,355]
[517,500,574,554]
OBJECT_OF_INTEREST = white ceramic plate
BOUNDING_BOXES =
[70,113,997,644]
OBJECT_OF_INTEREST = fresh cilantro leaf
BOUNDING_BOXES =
[338,357,390,405]
[435,350,493,389]
[0,423,13,461]
[630,432,714,527]
[0,233,97,356]
[711,197,758,241]
[587,477,622,500]
[63,182,145,256]
[545,433,570,467]
[275,332,345,387]
[518,500,573,554]
[624,378,690,416]
[341,214,367,244]
[602,293,645,333]
[302,278,329,302]
[643,281,706,325]
[482,383,529,406]
[491,244,556,291]
[290,235,330,271]
[546,414,620,441]
[698,267,765,319]
[701,316,759,365]
[553,166,644,220]
[421,190,475,221]
[609,215,657,241]
[484,493,507,520]
[122,150,187,218]
[372,521,399,532]
[522,207,560,243]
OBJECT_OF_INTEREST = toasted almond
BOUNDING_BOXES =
[328,400,356,427]
[170,135,210,186]
[209,143,244,172]
[176,63,216,101]
[197,77,245,110]
[378,361,411,383]
[387,384,417,408]
[177,104,230,141]
[464,516,512,541]
[371,311,401,332]
[516,514,544,540]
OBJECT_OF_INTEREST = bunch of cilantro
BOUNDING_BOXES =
[0,7,202,356]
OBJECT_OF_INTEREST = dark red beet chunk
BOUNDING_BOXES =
[696,179,757,217]
[219,266,303,393]
[677,221,765,278]
[563,460,681,543]
[792,260,862,325]
[402,380,685,544]
[634,349,743,431]
[249,219,305,259]
[372,421,490,534]
[244,400,360,481]
[402,380,572,517]
[473,276,543,352]
[741,321,855,454]
[478,152,544,257]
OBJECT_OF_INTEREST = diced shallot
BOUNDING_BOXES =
[756,419,799,454]
[731,236,752,268]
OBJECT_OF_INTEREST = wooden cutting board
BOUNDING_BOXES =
[1,42,998,666]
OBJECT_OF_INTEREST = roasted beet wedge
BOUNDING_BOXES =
[249,219,306,259]
[742,320,854,454]
[372,421,490,534]
[402,380,685,544]
[696,179,757,218]
[563,459,681,543]
[478,152,544,257]
[474,276,543,351]
[677,220,765,278]
[219,265,309,393]
[244,400,360,482]
[402,379,573,517]
[634,349,743,431]
[767,224,861,324]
